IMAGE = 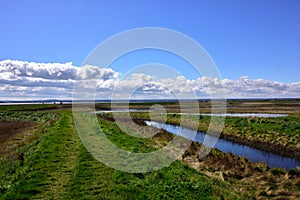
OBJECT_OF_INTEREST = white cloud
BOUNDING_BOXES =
[0,60,119,100]
[77,65,119,80]
[0,59,299,100]
[188,76,299,98]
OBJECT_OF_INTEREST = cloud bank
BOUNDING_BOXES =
[0,60,299,100]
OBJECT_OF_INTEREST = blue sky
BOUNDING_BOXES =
[0,0,300,100]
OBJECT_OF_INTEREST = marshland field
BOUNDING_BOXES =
[0,99,300,199]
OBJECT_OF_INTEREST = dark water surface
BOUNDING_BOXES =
[145,121,300,170]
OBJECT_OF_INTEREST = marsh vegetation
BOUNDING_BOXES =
[0,99,299,199]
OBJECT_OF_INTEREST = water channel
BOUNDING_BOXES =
[145,120,300,170]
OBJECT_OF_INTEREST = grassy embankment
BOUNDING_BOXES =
[0,106,245,199]
[166,114,300,161]
[118,110,300,161]
[88,111,300,199]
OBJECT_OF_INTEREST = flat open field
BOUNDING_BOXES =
[94,98,300,115]
[0,99,300,199]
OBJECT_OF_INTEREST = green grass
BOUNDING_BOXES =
[0,109,244,199]
[0,110,80,199]
[0,110,57,123]
[97,117,157,153]
[66,146,238,200]
[0,104,57,111]
[223,116,300,147]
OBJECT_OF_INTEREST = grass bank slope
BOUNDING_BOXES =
[0,109,245,199]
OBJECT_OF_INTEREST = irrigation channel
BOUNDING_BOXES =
[97,109,297,170]
[145,120,300,170]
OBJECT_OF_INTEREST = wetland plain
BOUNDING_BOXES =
[0,99,300,199]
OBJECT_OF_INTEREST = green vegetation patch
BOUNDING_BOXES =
[1,109,243,199]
